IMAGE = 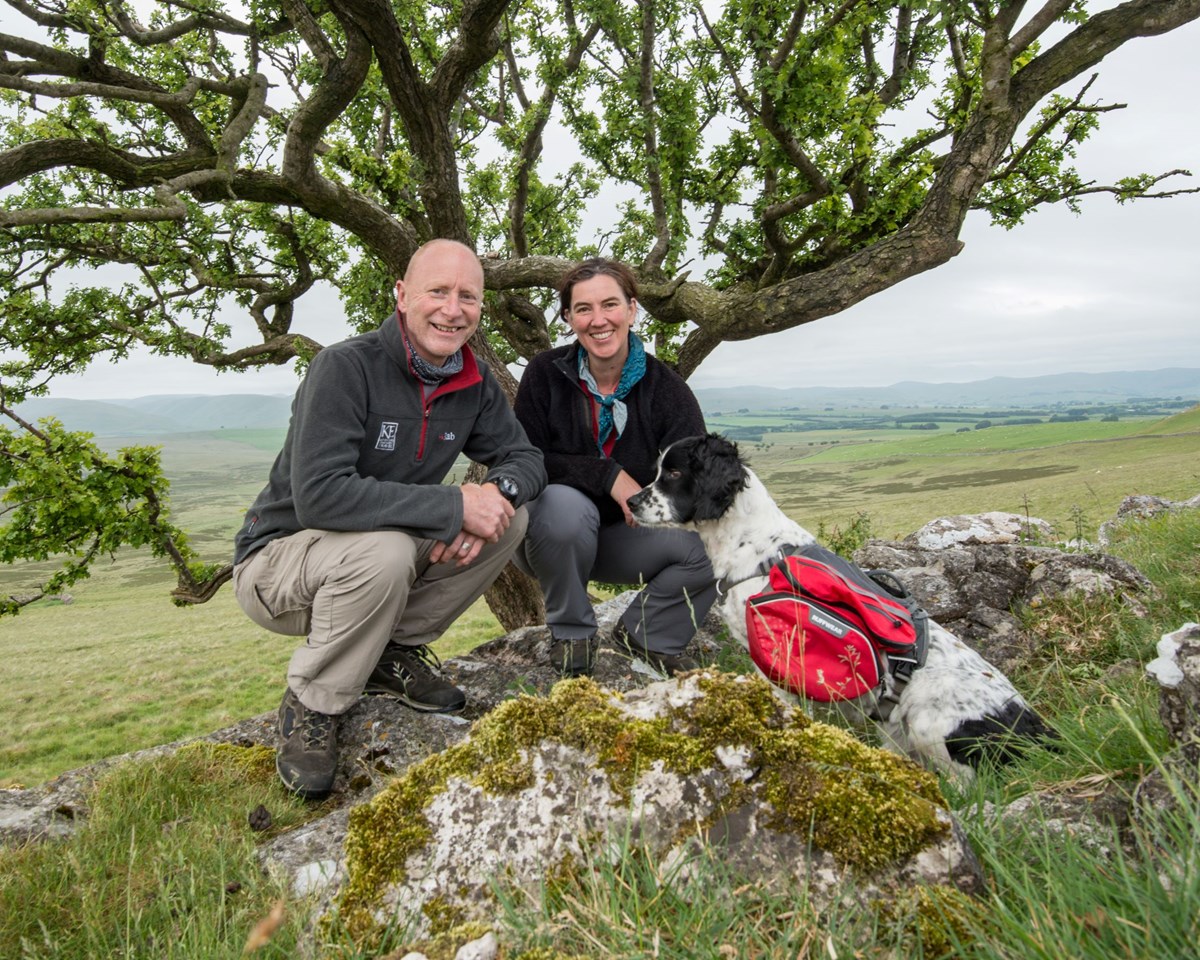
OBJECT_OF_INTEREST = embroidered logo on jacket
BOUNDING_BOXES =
[439,431,456,441]
[375,422,399,451]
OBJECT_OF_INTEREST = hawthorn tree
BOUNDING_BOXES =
[2,0,1197,622]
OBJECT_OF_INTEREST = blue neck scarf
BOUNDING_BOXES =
[577,332,647,453]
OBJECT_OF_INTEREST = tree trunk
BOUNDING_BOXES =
[484,562,545,632]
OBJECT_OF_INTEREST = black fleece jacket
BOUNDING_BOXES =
[514,341,706,527]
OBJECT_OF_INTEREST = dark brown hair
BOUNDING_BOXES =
[558,258,638,320]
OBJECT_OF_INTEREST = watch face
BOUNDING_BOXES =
[497,477,519,502]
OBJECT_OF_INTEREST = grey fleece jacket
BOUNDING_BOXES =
[233,314,546,565]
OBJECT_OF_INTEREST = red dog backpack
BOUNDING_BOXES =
[745,544,925,703]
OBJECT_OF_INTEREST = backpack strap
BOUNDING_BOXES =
[860,564,930,721]
[865,568,930,671]
[715,543,801,597]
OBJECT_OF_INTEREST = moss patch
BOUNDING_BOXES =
[758,722,947,870]
[422,894,470,936]
[878,884,985,957]
[335,671,948,944]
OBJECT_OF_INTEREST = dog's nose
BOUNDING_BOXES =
[628,487,649,509]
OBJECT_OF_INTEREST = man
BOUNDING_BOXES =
[232,239,546,799]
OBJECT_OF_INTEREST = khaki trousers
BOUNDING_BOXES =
[233,509,527,714]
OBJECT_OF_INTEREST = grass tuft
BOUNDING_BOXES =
[954,767,1200,959]
[0,743,319,959]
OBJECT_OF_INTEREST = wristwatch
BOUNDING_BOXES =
[493,476,520,504]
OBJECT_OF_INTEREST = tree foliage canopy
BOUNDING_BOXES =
[1,0,1197,610]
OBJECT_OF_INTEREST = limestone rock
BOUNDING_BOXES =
[0,785,81,846]
[1026,552,1154,614]
[906,512,1053,550]
[259,808,349,901]
[1133,623,1200,836]
[854,525,1152,671]
[986,777,1134,860]
[333,672,982,943]
[1098,491,1200,546]
[1,592,720,849]
[1145,622,1200,763]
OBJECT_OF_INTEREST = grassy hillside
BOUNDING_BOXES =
[3,508,1198,959]
[740,407,1200,540]
[2,408,1199,786]
[1134,402,1200,435]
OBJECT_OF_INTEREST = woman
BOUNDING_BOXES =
[513,258,716,677]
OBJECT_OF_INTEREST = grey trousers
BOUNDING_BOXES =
[513,484,715,656]
[233,509,527,715]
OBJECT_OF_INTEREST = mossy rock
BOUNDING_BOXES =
[331,670,979,946]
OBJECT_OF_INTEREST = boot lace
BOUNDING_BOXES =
[394,643,444,679]
[299,709,334,750]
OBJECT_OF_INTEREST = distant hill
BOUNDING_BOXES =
[16,368,1200,435]
[1139,402,1200,435]
[692,368,1200,412]
[15,394,294,436]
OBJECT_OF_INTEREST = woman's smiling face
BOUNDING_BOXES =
[566,274,637,364]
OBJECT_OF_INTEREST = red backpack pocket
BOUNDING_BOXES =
[745,591,884,702]
[770,554,918,657]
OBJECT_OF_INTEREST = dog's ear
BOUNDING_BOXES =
[690,432,747,520]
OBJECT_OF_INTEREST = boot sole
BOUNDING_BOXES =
[362,684,466,714]
[614,642,697,678]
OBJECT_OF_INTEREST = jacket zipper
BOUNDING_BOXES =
[416,382,430,461]
[417,404,431,461]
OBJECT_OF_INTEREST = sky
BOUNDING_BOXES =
[40,17,1200,400]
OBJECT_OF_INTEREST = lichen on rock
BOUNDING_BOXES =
[333,670,960,944]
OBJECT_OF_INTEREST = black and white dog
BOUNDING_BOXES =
[628,433,1055,780]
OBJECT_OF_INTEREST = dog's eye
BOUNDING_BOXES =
[666,469,681,480]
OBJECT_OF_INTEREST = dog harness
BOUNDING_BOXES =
[727,544,930,720]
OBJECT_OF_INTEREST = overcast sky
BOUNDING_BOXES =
[43,18,1200,400]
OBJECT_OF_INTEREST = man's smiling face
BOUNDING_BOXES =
[395,240,484,366]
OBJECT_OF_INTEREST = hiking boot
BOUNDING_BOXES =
[549,635,596,678]
[364,642,466,713]
[612,621,699,678]
[276,687,337,800]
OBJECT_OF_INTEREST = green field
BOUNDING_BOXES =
[0,428,495,786]
[736,406,1200,540]
[2,405,1199,786]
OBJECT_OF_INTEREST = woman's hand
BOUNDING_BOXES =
[610,469,645,526]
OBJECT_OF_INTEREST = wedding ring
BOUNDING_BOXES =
[460,540,472,551]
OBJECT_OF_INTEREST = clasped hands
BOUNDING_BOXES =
[430,482,515,567]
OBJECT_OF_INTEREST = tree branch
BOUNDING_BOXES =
[507,20,598,258]
[1007,0,1075,57]
[638,0,672,272]
[1013,0,1200,115]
